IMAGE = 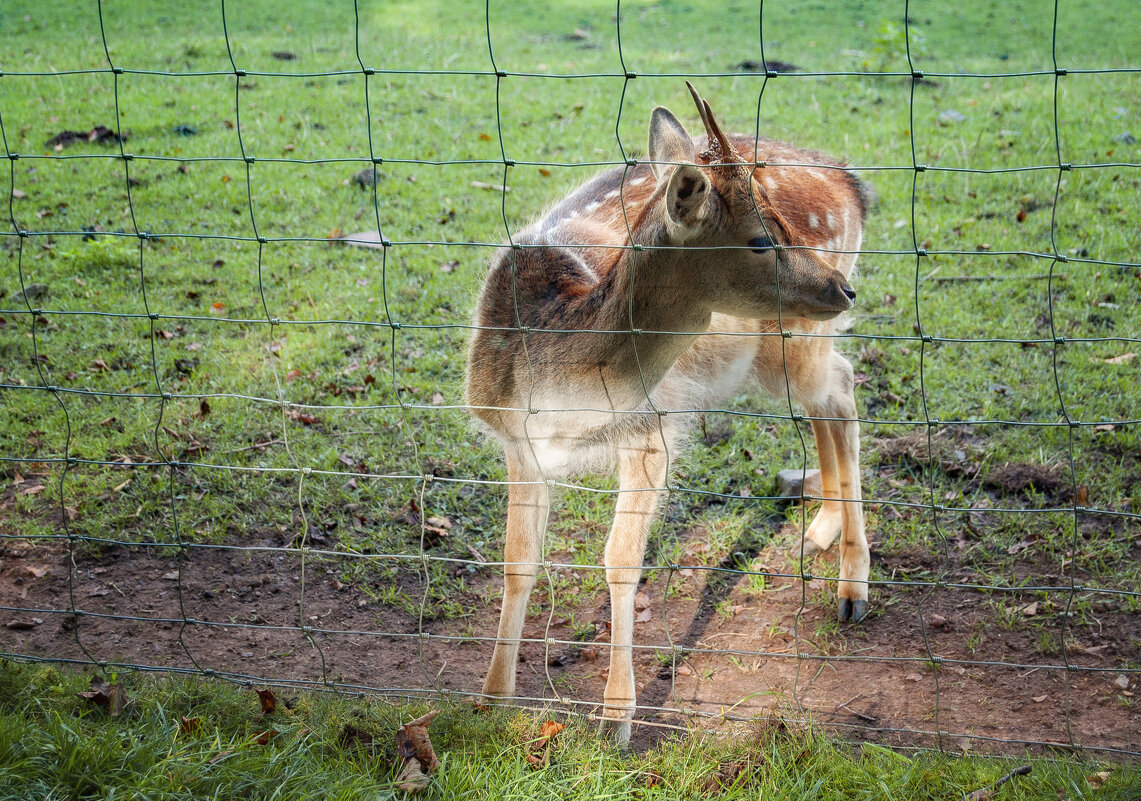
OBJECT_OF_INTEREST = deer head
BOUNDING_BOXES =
[646,82,856,322]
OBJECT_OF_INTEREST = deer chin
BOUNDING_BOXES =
[789,300,853,321]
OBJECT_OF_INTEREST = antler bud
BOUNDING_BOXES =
[685,81,745,168]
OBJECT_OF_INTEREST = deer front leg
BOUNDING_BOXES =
[483,455,550,701]
[599,440,668,745]
[790,417,844,560]
[799,352,868,623]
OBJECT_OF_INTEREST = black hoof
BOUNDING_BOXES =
[838,598,868,623]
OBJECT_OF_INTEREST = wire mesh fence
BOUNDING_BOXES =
[1,0,1139,758]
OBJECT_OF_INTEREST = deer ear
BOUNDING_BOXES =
[664,163,711,235]
[648,106,695,181]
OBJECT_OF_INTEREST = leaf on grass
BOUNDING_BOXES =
[398,757,431,793]
[393,499,421,527]
[526,719,566,768]
[1086,770,1111,789]
[538,720,565,741]
[91,358,109,371]
[77,677,128,716]
[1007,535,1038,555]
[1099,352,1135,365]
[254,730,276,746]
[255,688,277,715]
[339,722,375,749]
[286,408,320,426]
[179,716,202,735]
[395,709,440,793]
[207,749,234,765]
[634,591,652,623]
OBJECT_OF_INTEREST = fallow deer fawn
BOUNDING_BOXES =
[466,83,871,743]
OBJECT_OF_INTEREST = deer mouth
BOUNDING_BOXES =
[791,276,856,320]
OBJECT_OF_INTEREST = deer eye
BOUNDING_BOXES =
[749,236,774,254]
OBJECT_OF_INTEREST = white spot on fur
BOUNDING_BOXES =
[604,189,620,200]
[585,201,600,213]
[826,210,837,231]
[807,212,820,229]
[628,177,646,187]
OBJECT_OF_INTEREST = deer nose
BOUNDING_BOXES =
[841,283,856,302]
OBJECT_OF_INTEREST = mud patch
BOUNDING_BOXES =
[2,529,1137,757]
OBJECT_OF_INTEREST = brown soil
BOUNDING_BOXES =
[2,520,1137,757]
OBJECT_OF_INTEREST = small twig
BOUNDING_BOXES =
[928,273,1065,284]
[834,692,876,722]
[466,544,489,563]
[961,765,1031,801]
[219,439,284,454]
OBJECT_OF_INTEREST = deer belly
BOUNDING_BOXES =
[518,408,637,478]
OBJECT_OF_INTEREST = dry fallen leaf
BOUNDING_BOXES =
[633,591,652,623]
[286,408,320,425]
[526,719,567,768]
[207,749,234,765]
[1086,770,1111,789]
[1099,352,1135,365]
[179,716,202,735]
[255,688,277,715]
[538,720,566,741]
[398,757,431,792]
[76,677,128,716]
[395,709,440,793]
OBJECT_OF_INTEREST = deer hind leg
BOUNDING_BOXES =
[599,436,669,745]
[795,350,869,623]
[483,452,550,701]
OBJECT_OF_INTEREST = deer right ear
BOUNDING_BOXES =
[648,106,696,181]
[663,163,711,236]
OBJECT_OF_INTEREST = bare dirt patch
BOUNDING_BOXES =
[2,522,1137,756]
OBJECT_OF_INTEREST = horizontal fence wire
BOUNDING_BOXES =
[1,0,1139,760]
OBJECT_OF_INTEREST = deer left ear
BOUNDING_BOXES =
[648,106,695,181]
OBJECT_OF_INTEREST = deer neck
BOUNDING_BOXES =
[584,230,713,401]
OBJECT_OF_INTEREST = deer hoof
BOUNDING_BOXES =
[838,598,867,624]
[598,716,632,747]
[788,540,823,561]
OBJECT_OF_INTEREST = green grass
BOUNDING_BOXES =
[1,0,1140,788]
[2,660,1139,801]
